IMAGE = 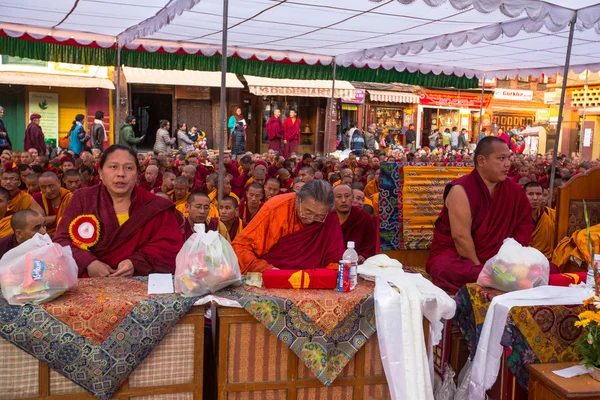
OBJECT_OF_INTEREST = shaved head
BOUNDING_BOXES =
[39,171,60,182]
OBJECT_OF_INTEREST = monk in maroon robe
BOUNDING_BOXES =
[266,109,284,152]
[426,137,533,293]
[138,165,163,192]
[333,185,376,262]
[183,191,229,241]
[55,145,183,277]
[282,109,301,158]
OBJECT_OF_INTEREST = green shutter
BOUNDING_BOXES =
[0,85,26,151]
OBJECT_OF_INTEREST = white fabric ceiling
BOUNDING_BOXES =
[2,0,600,79]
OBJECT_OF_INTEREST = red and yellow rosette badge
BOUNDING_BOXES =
[69,215,101,250]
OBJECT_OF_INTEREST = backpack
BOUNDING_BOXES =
[59,132,70,149]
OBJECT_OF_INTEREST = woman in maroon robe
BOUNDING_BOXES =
[54,144,183,277]
[266,109,283,153]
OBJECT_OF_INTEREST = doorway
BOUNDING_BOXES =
[177,99,213,148]
[131,91,173,152]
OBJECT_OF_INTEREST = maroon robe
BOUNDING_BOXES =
[183,217,220,241]
[426,169,533,293]
[24,123,46,155]
[54,185,183,277]
[261,211,344,270]
[0,234,18,258]
[283,117,301,158]
[225,218,247,242]
[266,116,283,152]
[340,206,377,260]
[138,171,163,192]
[239,200,263,224]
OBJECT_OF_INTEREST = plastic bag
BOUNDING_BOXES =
[434,365,456,400]
[477,238,549,292]
[0,233,78,305]
[454,358,472,400]
[174,224,241,297]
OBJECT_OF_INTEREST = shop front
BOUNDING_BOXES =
[416,89,492,148]
[340,89,365,131]
[245,76,355,154]
[489,89,543,133]
[365,90,420,144]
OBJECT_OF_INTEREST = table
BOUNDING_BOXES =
[527,362,600,400]
[455,284,587,399]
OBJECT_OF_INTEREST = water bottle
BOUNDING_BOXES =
[343,241,359,291]
[586,254,600,290]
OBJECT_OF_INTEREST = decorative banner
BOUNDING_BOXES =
[419,90,491,109]
[1,55,47,67]
[493,88,533,101]
[28,92,59,144]
[342,89,365,104]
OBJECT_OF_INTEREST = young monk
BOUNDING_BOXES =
[426,136,534,293]
[155,171,175,196]
[0,210,46,257]
[0,187,15,238]
[24,174,40,195]
[34,172,72,235]
[63,169,83,192]
[238,183,264,224]
[184,191,230,241]
[524,181,556,259]
[333,184,376,263]
[172,176,190,216]
[54,145,183,277]
[277,167,293,192]
[219,196,247,243]
[264,178,281,202]
[1,170,45,216]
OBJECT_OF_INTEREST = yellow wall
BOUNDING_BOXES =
[25,86,87,143]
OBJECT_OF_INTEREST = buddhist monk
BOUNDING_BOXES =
[292,178,305,192]
[253,167,267,186]
[140,165,162,192]
[339,168,354,185]
[63,169,83,192]
[524,181,556,259]
[239,183,264,224]
[155,171,175,196]
[277,167,293,192]
[24,174,40,195]
[426,136,534,293]
[298,166,315,183]
[266,109,284,152]
[54,144,183,277]
[0,187,14,238]
[232,180,344,274]
[0,210,46,258]
[264,178,281,202]
[1,170,45,216]
[34,172,72,235]
[182,165,197,189]
[219,196,246,243]
[184,191,230,241]
[172,176,190,216]
[352,188,366,208]
[333,184,376,263]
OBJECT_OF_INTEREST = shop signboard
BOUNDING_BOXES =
[250,86,355,99]
[28,92,59,145]
[342,89,365,104]
[419,90,491,109]
[493,88,533,101]
[1,55,47,67]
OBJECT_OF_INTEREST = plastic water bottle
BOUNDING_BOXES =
[586,254,600,290]
[343,241,359,291]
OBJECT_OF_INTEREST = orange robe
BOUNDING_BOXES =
[174,192,189,217]
[364,179,378,199]
[530,207,556,259]
[232,193,343,274]
[9,191,34,212]
[0,212,14,238]
[34,188,72,235]
[552,224,600,270]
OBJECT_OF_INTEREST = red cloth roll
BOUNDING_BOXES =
[262,269,338,289]
[548,272,587,287]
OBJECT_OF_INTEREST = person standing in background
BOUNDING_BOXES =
[68,114,89,157]
[0,106,12,152]
[153,120,176,154]
[450,126,459,149]
[477,127,488,144]
[405,123,416,152]
[176,122,195,153]
[90,111,106,151]
[119,116,144,152]
[228,107,245,149]
[24,114,46,156]
[266,109,283,153]
[364,124,376,151]
[283,109,301,159]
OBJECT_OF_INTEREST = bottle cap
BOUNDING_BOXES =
[347,241,355,248]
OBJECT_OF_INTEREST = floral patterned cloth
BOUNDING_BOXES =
[455,283,585,389]
[0,277,199,399]
[215,280,376,385]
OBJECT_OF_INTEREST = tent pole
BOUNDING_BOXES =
[478,73,485,140]
[327,59,337,155]
[116,46,121,144]
[579,69,589,160]
[548,12,577,207]
[218,0,229,205]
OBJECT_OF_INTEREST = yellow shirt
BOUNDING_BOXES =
[116,212,129,226]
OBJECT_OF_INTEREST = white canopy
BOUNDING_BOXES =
[122,66,243,88]
[2,0,600,79]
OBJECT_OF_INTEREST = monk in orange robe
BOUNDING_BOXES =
[1,169,45,216]
[172,176,190,216]
[524,182,556,259]
[232,180,344,274]
[0,187,15,238]
[426,137,533,294]
[33,172,72,235]
[219,196,246,243]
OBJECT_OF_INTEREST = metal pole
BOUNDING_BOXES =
[116,46,121,144]
[579,69,589,160]
[548,12,577,207]
[478,73,486,141]
[326,59,337,155]
[217,0,229,205]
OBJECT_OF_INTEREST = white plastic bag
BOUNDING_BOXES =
[477,238,549,292]
[0,233,78,305]
[174,224,241,297]
[434,365,456,400]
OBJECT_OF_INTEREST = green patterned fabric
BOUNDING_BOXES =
[0,36,478,88]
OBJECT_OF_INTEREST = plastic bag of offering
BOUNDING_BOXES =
[175,224,241,297]
[0,234,78,305]
[477,238,549,292]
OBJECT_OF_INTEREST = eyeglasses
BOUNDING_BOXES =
[298,200,327,223]
[1,177,19,182]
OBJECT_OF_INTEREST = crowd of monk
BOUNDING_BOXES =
[0,134,591,293]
